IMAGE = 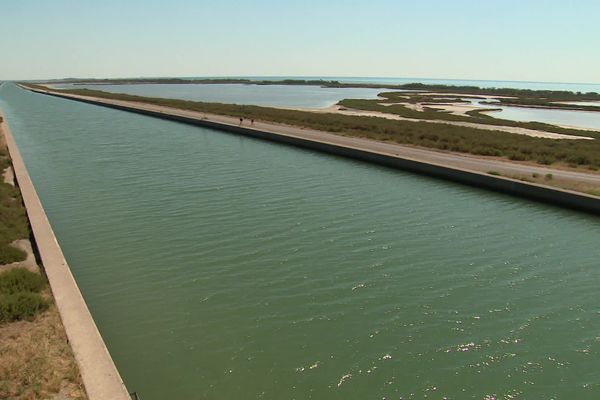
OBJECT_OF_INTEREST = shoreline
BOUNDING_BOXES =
[318,104,593,140]
[0,114,131,400]
[23,86,600,214]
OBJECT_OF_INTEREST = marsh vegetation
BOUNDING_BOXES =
[340,93,600,137]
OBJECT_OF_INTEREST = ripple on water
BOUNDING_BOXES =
[1,83,600,399]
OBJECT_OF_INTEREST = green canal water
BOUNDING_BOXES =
[1,83,599,399]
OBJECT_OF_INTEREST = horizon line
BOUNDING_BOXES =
[6,75,600,87]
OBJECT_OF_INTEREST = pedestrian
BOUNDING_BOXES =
[251,119,254,125]
[239,117,243,125]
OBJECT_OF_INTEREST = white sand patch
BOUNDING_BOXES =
[426,104,495,116]
[322,106,593,140]
[3,165,14,186]
[377,102,425,112]
[555,101,600,107]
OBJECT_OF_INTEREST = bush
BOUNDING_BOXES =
[0,245,27,265]
[0,268,48,324]
[0,181,30,264]
[537,157,556,165]
[0,292,49,323]
[0,268,45,294]
[508,153,527,161]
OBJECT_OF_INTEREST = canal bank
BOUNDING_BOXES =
[24,86,600,215]
[3,82,600,399]
[0,114,131,400]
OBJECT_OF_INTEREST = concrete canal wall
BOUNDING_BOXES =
[0,115,131,400]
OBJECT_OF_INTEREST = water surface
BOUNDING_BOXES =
[1,83,599,400]
[489,106,600,130]
[55,83,384,109]
[459,98,600,131]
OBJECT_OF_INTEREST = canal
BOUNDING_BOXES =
[1,83,599,399]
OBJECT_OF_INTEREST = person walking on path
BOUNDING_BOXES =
[239,117,243,125]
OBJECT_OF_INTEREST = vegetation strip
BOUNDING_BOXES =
[0,147,28,264]
[24,84,600,170]
[386,83,600,111]
[0,269,47,323]
[1,116,131,400]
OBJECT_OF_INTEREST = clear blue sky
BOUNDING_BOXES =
[1,0,599,83]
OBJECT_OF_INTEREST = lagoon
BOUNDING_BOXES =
[54,83,384,109]
[489,106,600,131]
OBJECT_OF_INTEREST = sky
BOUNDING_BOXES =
[1,0,599,83]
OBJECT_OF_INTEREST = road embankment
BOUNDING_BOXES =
[0,115,131,400]
[24,86,600,215]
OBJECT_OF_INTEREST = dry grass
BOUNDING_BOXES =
[0,292,87,400]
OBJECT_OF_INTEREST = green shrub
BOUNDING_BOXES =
[0,245,27,265]
[567,155,591,165]
[0,292,49,323]
[340,95,600,140]
[0,268,45,295]
[508,153,527,161]
[0,180,30,264]
[537,157,556,165]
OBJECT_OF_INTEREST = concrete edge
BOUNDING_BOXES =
[24,86,600,215]
[0,115,131,400]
